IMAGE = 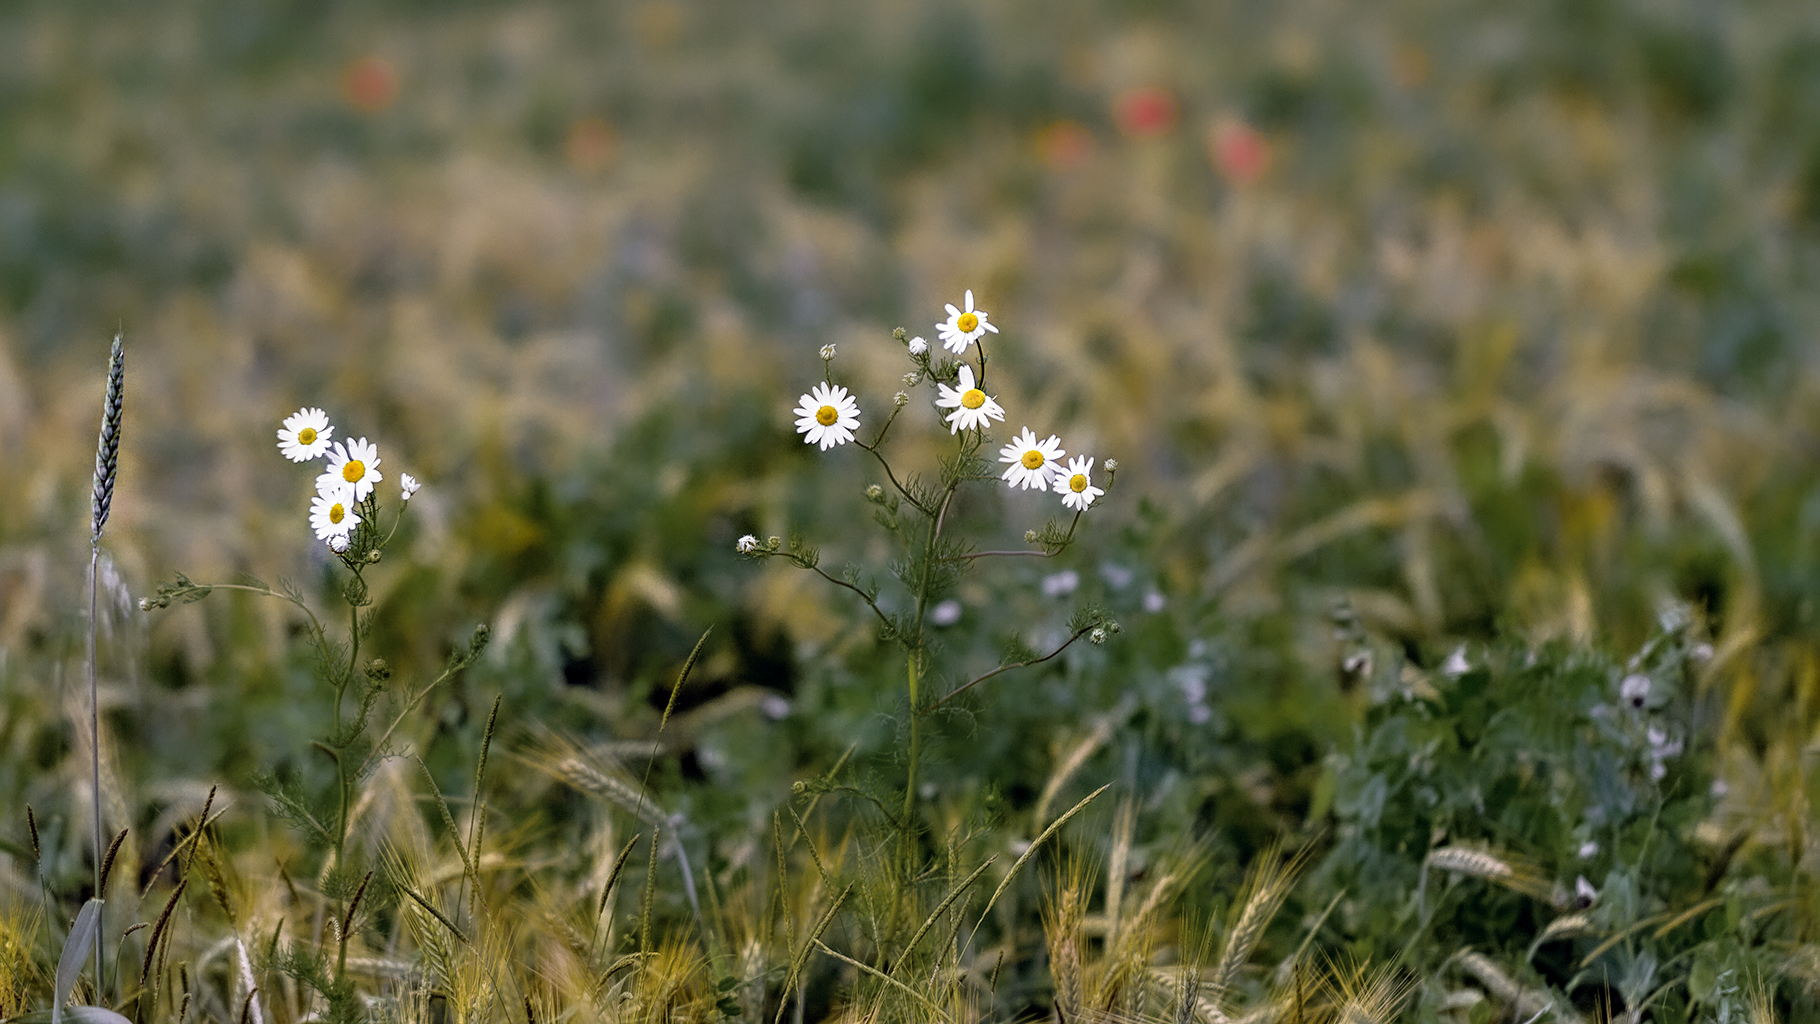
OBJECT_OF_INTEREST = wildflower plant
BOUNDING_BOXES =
[142,407,488,1022]
[757,292,1119,821]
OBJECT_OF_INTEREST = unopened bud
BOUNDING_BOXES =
[819,344,837,361]
[865,484,884,501]
[1102,459,1118,473]
[902,372,920,388]
[366,549,382,564]
[1025,530,1038,543]
[1090,628,1108,645]
[892,327,907,341]
[766,536,782,550]
[367,658,391,680]
[894,391,909,408]
[138,597,153,612]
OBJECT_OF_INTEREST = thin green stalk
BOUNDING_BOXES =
[87,333,124,998]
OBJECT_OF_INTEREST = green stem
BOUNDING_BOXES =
[87,544,104,997]
[904,653,921,826]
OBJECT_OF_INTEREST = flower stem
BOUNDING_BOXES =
[87,543,104,995]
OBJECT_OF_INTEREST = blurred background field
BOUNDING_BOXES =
[6,0,1820,1020]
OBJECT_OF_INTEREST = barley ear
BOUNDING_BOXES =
[91,334,125,542]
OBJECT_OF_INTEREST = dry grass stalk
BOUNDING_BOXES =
[1206,842,1309,1014]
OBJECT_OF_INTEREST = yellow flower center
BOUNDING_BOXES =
[1070,474,1088,493]
[961,388,986,410]
[1021,450,1045,470]
[342,459,364,483]
[816,405,839,426]
[329,503,346,524]
[297,427,317,445]
[956,312,979,333]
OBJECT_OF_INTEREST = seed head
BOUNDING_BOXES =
[91,334,125,541]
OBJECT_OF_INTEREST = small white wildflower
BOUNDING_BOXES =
[903,372,921,388]
[1102,458,1118,473]
[319,438,383,503]
[936,289,999,354]
[400,473,421,501]
[760,694,791,720]
[1090,627,1108,644]
[1144,590,1166,613]
[310,493,360,542]
[1441,645,1470,677]
[329,534,350,553]
[864,484,884,501]
[936,364,1006,434]
[930,599,963,626]
[1578,840,1599,860]
[907,336,928,356]
[736,534,759,554]
[277,407,335,462]
[819,343,837,361]
[1619,673,1651,709]
[1575,876,1598,908]
[1057,455,1104,511]
[793,382,861,450]
[999,427,1065,491]
[1041,569,1080,597]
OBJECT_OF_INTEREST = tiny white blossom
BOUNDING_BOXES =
[936,365,1006,434]
[907,336,928,356]
[1057,455,1104,511]
[400,473,421,501]
[736,534,759,554]
[1578,840,1599,860]
[1441,645,1470,677]
[793,382,861,450]
[819,344,837,361]
[277,407,335,462]
[329,534,350,553]
[1619,673,1651,709]
[936,289,999,354]
[998,427,1064,491]
[930,599,962,626]
[319,438,383,503]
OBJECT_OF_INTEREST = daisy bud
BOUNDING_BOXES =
[907,336,928,356]
[903,373,920,387]
[1103,459,1118,473]
[894,391,909,408]
[400,472,421,501]
[819,344,837,361]
[893,327,907,341]
[766,536,781,550]
[329,535,350,553]
[736,534,759,554]
[1025,530,1038,542]
[366,549,382,564]
[1090,627,1108,645]
[138,597,153,612]
[864,484,884,502]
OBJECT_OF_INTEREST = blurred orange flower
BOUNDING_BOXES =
[1113,87,1177,138]
[341,55,397,113]
[1035,120,1094,169]
[1208,117,1269,185]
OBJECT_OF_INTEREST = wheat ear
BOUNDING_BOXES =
[86,332,124,998]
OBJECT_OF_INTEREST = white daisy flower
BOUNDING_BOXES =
[907,336,928,356]
[935,365,1006,434]
[310,493,361,542]
[277,407,334,462]
[736,534,759,554]
[318,438,383,503]
[329,534,350,553]
[400,473,421,501]
[1057,455,1104,510]
[998,427,1064,491]
[793,382,861,451]
[935,289,999,354]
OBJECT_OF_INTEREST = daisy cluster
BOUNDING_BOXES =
[276,407,418,552]
[791,289,1108,512]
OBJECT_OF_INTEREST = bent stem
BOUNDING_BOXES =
[86,543,104,995]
